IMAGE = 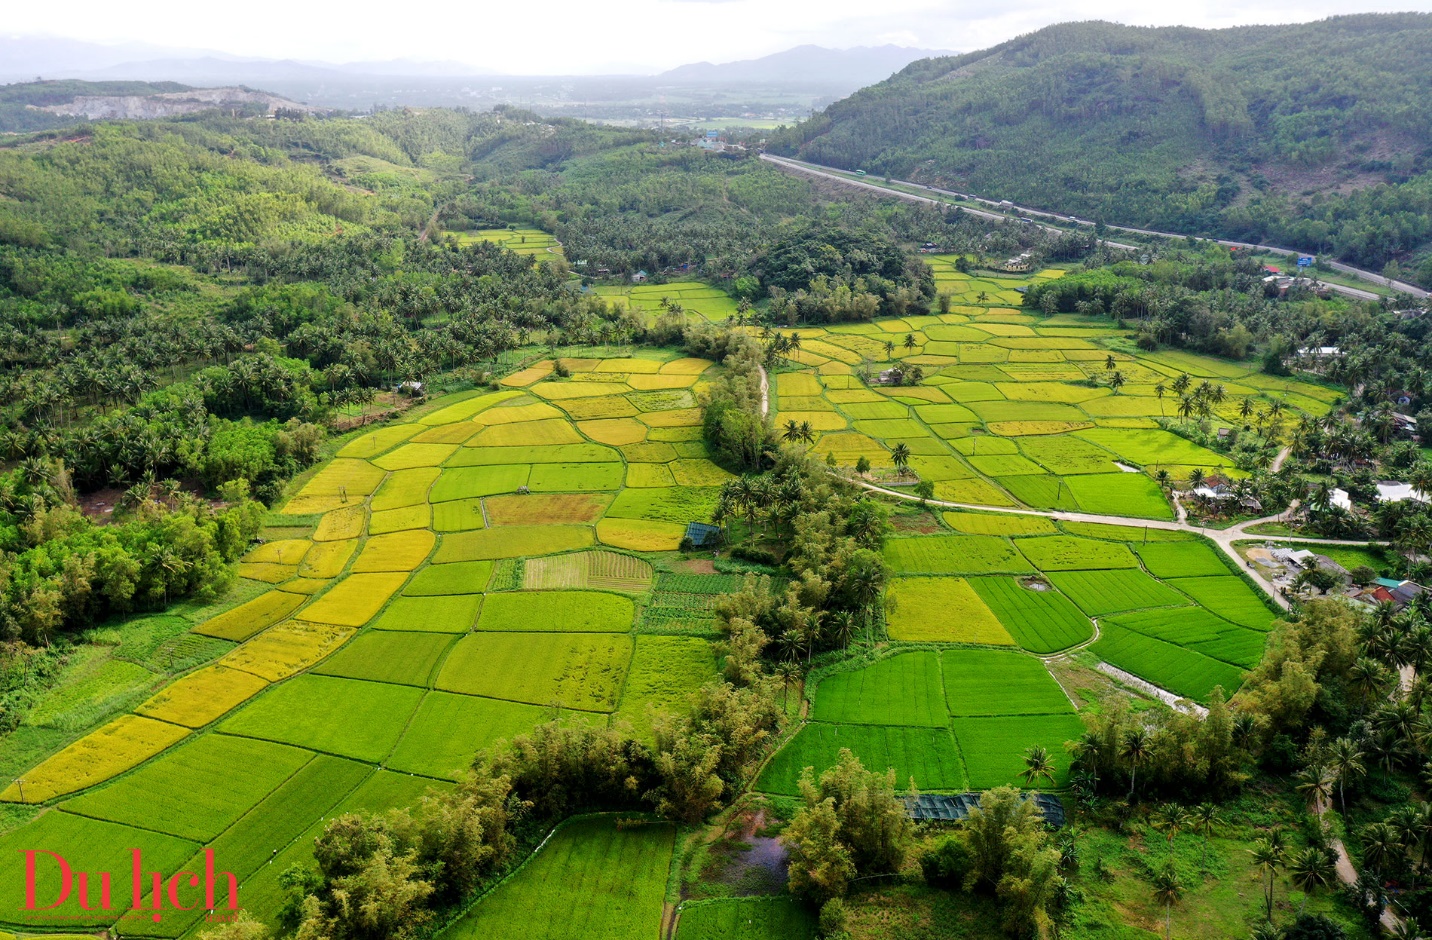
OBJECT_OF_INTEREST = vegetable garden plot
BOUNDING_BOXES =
[430,465,531,502]
[0,811,198,927]
[757,723,967,796]
[970,577,1093,653]
[136,664,270,728]
[1091,623,1246,703]
[953,714,1085,788]
[813,652,948,727]
[1166,576,1277,630]
[485,493,610,526]
[1046,570,1192,617]
[221,674,424,762]
[441,817,673,940]
[942,511,1058,536]
[194,590,306,642]
[437,633,632,712]
[313,631,457,686]
[1136,541,1232,578]
[66,734,312,842]
[1,714,190,803]
[435,525,594,562]
[526,551,653,592]
[477,591,635,633]
[403,561,492,596]
[372,594,483,633]
[940,649,1073,716]
[1062,472,1172,520]
[885,577,1012,644]
[387,694,583,779]
[1014,536,1138,571]
[351,529,436,572]
[614,636,720,740]
[884,535,1033,575]
[676,897,818,940]
[296,572,407,626]
[220,620,357,682]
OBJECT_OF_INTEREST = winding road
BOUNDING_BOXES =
[760,153,1429,303]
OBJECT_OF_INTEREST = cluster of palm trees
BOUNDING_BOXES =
[712,473,812,541]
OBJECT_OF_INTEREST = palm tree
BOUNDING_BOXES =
[1250,836,1285,921]
[1071,731,1103,790]
[1289,846,1337,915]
[1151,803,1188,847]
[1106,354,1117,371]
[1188,468,1206,491]
[1122,727,1150,801]
[783,419,802,444]
[799,421,815,446]
[903,333,917,352]
[1328,737,1366,818]
[1193,803,1219,872]
[1154,382,1167,415]
[1151,862,1184,940]
[1295,764,1336,813]
[891,442,911,476]
[1020,745,1057,788]
[1109,370,1126,394]
[884,340,895,358]
[1359,821,1404,882]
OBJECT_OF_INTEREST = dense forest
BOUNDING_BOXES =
[769,14,1432,285]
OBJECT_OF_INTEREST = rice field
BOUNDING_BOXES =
[441,816,674,940]
[3,319,1319,933]
[677,897,818,940]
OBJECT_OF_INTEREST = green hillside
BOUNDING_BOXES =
[770,14,1432,282]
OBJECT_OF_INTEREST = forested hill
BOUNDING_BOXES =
[768,14,1432,285]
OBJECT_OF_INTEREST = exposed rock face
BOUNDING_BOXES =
[39,87,320,120]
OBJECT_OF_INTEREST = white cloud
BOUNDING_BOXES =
[7,0,1432,74]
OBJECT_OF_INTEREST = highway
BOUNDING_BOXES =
[759,153,1428,303]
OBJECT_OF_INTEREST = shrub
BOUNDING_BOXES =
[922,834,975,889]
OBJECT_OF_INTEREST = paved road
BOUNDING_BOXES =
[760,154,1427,303]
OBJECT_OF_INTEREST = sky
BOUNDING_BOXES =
[9,0,1432,74]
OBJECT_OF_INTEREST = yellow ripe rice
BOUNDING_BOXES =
[221,620,358,681]
[351,530,436,572]
[669,459,733,487]
[477,402,566,425]
[627,374,699,390]
[313,505,367,542]
[471,419,585,447]
[371,467,440,511]
[242,539,312,566]
[194,590,307,642]
[411,422,482,445]
[1,715,189,803]
[595,357,661,374]
[579,418,648,446]
[626,464,676,487]
[300,540,357,579]
[372,443,459,470]
[636,408,703,428]
[296,572,408,625]
[419,390,524,425]
[370,504,432,534]
[500,362,555,387]
[135,665,270,728]
[238,563,297,583]
[337,424,419,459]
[660,357,714,375]
[596,518,686,551]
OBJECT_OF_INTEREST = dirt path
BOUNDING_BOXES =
[1271,445,1293,472]
[757,364,770,418]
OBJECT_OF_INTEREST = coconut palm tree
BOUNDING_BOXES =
[1250,836,1285,921]
[1122,727,1150,801]
[891,442,911,476]
[903,333,917,352]
[1151,862,1184,940]
[1328,738,1366,818]
[1193,803,1219,872]
[1151,803,1188,847]
[1295,764,1336,813]
[1289,846,1338,915]
[1109,370,1126,394]
[1020,745,1057,788]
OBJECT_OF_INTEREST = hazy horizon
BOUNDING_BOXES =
[8,1,1432,76]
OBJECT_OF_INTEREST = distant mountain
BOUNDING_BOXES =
[658,44,953,86]
[768,15,1432,272]
[0,36,222,83]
